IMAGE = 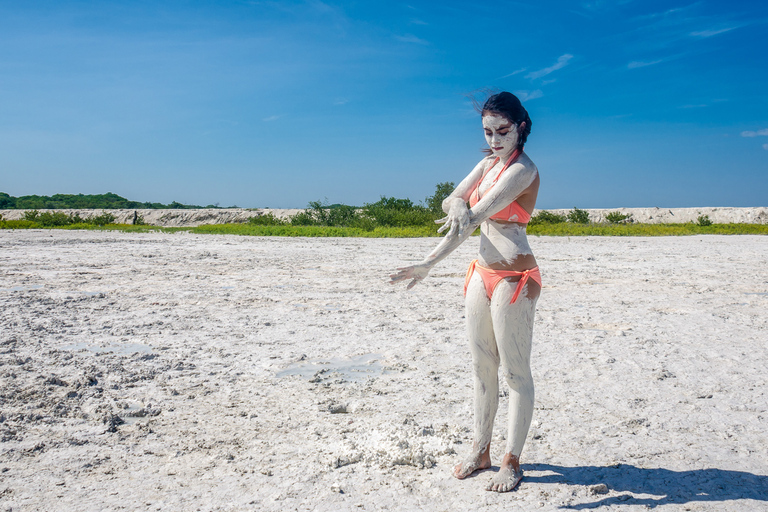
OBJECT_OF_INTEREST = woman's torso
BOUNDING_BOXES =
[474,154,539,272]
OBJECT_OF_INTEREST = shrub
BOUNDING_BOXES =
[289,210,317,226]
[529,211,566,226]
[567,207,590,224]
[697,214,713,226]
[249,212,286,226]
[362,197,435,227]
[289,200,365,227]
[35,212,72,227]
[20,210,116,226]
[605,211,633,224]
[425,182,456,214]
[88,212,116,225]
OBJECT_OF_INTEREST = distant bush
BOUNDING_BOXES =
[21,210,115,227]
[605,211,633,224]
[249,212,286,226]
[567,207,590,224]
[697,214,713,226]
[529,211,566,226]
[425,182,456,214]
[362,197,436,227]
[289,200,362,227]
[89,212,116,225]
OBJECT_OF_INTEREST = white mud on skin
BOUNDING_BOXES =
[1,231,767,511]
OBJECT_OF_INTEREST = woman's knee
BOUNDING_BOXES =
[502,366,533,393]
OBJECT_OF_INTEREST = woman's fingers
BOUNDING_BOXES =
[435,216,448,225]
[390,266,413,283]
[406,277,422,290]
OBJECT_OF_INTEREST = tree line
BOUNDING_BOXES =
[0,192,214,210]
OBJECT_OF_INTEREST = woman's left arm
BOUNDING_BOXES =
[390,159,537,289]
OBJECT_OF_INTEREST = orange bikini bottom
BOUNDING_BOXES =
[464,259,542,304]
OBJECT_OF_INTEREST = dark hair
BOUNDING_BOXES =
[481,92,532,149]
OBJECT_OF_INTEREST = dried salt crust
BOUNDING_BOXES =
[0,230,767,511]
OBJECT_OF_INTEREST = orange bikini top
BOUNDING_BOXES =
[468,148,532,224]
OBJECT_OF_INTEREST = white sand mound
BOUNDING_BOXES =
[1,231,767,511]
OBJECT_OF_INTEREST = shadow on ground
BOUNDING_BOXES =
[524,463,768,509]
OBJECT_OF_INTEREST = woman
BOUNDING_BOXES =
[390,92,540,493]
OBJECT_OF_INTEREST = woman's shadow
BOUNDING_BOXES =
[525,463,768,509]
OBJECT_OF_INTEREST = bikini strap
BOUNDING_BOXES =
[491,147,523,185]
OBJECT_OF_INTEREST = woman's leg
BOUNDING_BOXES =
[486,279,538,492]
[453,270,499,479]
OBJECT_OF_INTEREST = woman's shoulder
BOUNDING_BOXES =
[516,152,538,175]
[479,155,497,169]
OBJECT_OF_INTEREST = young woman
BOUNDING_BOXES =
[390,92,540,493]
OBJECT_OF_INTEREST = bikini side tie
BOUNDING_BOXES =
[464,259,541,304]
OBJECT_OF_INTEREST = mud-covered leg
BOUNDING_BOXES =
[486,280,538,492]
[453,271,498,479]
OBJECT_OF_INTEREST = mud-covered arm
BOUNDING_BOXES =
[434,158,491,238]
[467,159,537,225]
[390,159,537,289]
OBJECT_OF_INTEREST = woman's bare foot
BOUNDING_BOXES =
[452,443,492,479]
[486,452,523,492]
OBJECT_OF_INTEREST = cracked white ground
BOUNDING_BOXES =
[1,230,767,511]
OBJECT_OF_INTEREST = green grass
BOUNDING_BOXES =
[2,219,767,236]
[192,224,440,237]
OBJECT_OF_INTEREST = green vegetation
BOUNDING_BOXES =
[22,210,116,227]
[425,181,456,214]
[193,224,439,237]
[2,187,766,236]
[605,211,633,224]
[567,207,590,224]
[529,210,567,226]
[3,217,766,236]
[0,191,209,209]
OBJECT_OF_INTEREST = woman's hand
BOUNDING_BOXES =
[390,262,432,290]
[435,198,470,237]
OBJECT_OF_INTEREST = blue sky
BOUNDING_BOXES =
[1,0,766,208]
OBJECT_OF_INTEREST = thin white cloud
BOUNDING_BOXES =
[409,18,428,25]
[690,26,737,38]
[628,59,663,69]
[262,115,280,122]
[633,4,699,21]
[514,89,544,102]
[763,144,768,151]
[333,98,348,106]
[679,104,708,109]
[741,129,768,137]
[394,34,429,45]
[525,54,573,80]
[499,67,527,79]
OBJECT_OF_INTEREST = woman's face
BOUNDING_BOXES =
[483,114,519,158]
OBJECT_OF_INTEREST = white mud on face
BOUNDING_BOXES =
[1,231,767,511]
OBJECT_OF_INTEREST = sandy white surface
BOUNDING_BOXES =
[1,230,767,511]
